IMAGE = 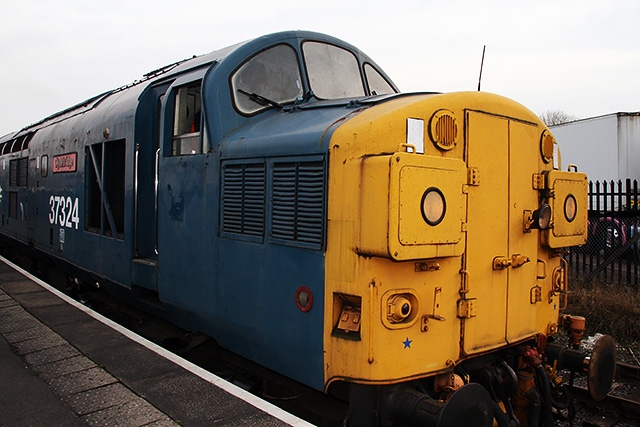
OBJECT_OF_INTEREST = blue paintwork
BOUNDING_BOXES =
[0,31,398,390]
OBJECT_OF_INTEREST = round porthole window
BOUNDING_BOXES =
[564,194,577,223]
[421,187,446,226]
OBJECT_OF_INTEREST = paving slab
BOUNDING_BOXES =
[0,257,304,427]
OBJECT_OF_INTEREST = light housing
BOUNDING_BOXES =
[543,169,588,247]
[295,286,313,312]
[388,295,412,323]
[382,290,420,329]
[358,153,466,260]
[540,130,556,163]
[531,204,552,230]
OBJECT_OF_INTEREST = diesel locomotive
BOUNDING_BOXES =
[0,31,616,426]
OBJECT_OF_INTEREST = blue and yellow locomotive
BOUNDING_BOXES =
[0,31,615,426]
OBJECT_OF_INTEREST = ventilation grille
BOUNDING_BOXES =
[8,191,18,219]
[9,157,28,187]
[271,161,325,246]
[221,163,266,237]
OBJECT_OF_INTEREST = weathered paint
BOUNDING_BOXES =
[323,91,587,387]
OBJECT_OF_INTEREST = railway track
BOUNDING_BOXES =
[569,361,640,426]
[617,362,640,381]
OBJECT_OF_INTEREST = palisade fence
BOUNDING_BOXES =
[567,179,640,286]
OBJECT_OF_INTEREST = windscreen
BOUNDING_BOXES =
[302,42,365,99]
[231,44,303,115]
[364,63,396,96]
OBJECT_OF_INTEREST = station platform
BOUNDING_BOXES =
[0,257,312,427]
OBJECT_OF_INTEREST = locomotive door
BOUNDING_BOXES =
[131,83,169,292]
[463,111,539,355]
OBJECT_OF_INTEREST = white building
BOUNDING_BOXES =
[551,112,640,183]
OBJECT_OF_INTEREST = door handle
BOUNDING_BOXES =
[493,254,530,270]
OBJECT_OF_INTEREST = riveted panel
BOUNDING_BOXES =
[359,152,466,260]
[545,170,588,247]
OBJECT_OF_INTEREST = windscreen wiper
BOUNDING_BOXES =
[237,89,283,109]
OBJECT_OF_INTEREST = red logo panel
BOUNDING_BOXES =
[52,152,77,173]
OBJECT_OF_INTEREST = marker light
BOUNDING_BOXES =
[564,194,577,223]
[540,130,556,163]
[421,187,446,226]
[531,204,552,230]
[295,286,313,312]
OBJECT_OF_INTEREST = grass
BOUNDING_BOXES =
[565,279,640,343]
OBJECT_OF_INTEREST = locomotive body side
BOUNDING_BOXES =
[0,87,143,287]
[0,31,611,427]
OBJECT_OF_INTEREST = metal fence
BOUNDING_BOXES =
[567,179,640,286]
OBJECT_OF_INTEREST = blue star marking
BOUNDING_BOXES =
[403,337,412,349]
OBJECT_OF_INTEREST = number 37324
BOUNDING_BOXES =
[49,196,80,229]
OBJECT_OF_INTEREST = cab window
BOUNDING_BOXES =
[302,42,365,99]
[231,44,303,115]
[364,63,396,96]
[172,81,202,155]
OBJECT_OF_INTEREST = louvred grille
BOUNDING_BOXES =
[221,163,266,237]
[272,161,325,246]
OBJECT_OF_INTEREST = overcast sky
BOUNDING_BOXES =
[1,0,638,137]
